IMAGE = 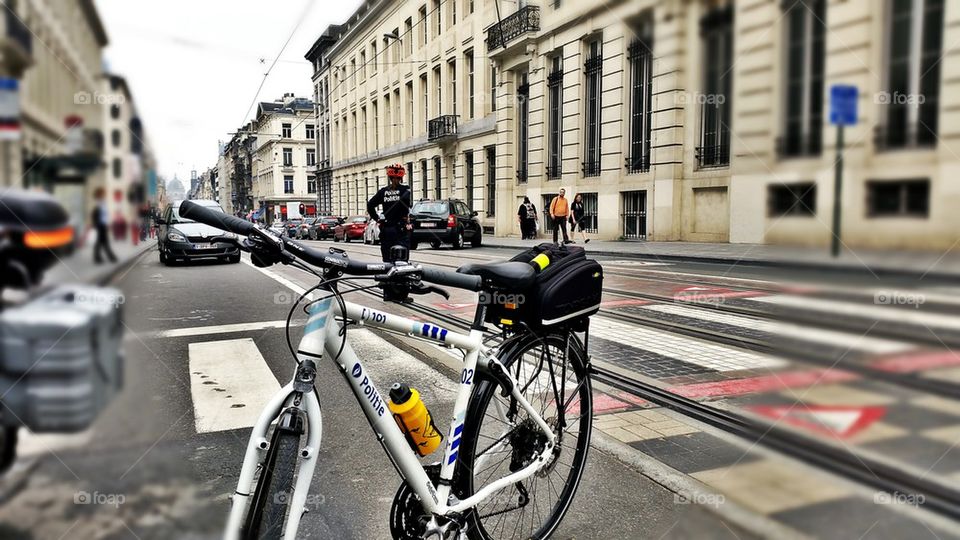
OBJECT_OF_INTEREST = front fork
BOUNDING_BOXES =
[224,360,323,540]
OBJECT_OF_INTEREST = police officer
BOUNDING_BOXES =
[367,163,412,262]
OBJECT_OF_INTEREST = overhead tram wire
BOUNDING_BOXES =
[251,0,459,139]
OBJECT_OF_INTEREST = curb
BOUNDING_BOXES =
[591,432,811,540]
[481,241,959,281]
[92,242,155,286]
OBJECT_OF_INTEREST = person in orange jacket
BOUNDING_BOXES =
[549,188,571,245]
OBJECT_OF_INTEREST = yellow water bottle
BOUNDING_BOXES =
[388,383,443,456]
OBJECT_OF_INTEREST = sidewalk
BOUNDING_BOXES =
[482,237,960,279]
[41,237,156,288]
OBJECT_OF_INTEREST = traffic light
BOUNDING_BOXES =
[299,203,305,216]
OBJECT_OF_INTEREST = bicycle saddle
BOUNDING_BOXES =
[456,261,536,289]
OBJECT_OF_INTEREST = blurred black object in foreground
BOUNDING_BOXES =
[0,189,74,289]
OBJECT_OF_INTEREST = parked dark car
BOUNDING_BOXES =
[283,218,303,237]
[296,217,317,239]
[410,199,481,250]
[306,216,341,240]
[157,199,240,265]
[333,216,368,243]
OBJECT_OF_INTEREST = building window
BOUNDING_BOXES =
[878,0,943,150]
[434,65,442,117]
[768,183,816,216]
[547,56,562,179]
[282,123,292,139]
[306,148,316,167]
[110,104,120,119]
[320,173,332,214]
[372,100,379,149]
[420,5,428,46]
[371,41,378,74]
[465,50,475,119]
[112,158,122,179]
[306,124,315,139]
[447,0,455,29]
[392,28,400,64]
[405,18,413,56]
[406,81,414,138]
[696,7,733,169]
[111,129,121,148]
[384,93,392,146]
[583,39,602,177]
[578,193,599,233]
[307,175,317,194]
[406,161,414,193]
[434,156,442,199]
[283,148,293,167]
[628,17,654,173]
[490,66,497,112]
[867,179,930,217]
[622,191,647,240]
[433,0,441,38]
[360,51,367,78]
[448,59,457,114]
[779,0,825,158]
[350,58,357,89]
[485,145,496,216]
[284,175,294,194]
[420,74,429,134]
[420,158,428,199]
[517,72,529,183]
[393,88,401,143]
[465,150,474,209]
[469,0,474,15]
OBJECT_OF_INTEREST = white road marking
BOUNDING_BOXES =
[592,317,787,372]
[189,338,281,433]
[155,320,294,339]
[640,304,913,355]
[749,295,960,332]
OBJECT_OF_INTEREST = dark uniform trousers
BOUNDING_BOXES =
[379,222,411,261]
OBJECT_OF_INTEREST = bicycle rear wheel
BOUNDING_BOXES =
[457,331,593,540]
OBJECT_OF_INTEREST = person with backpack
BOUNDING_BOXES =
[517,196,538,239]
[549,188,571,244]
[569,193,590,244]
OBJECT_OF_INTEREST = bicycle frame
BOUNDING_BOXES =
[224,294,557,540]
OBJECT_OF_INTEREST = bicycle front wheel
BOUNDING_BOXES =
[457,331,593,540]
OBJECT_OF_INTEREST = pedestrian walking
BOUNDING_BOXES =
[517,196,538,240]
[91,187,117,264]
[569,193,590,244]
[367,163,412,262]
[549,188,571,244]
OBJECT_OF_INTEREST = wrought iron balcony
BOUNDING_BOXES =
[428,115,458,141]
[486,5,540,51]
[694,144,730,169]
[625,155,650,174]
[874,124,936,152]
[545,164,561,179]
[582,160,600,178]
[517,168,528,183]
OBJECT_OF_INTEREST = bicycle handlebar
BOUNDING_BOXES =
[178,200,483,292]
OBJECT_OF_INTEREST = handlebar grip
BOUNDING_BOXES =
[178,200,255,237]
[421,266,482,292]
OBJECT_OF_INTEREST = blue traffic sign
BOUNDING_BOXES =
[829,84,858,126]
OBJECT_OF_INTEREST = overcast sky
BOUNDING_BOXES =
[95,0,363,184]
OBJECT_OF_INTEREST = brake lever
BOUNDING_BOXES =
[407,282,450,300]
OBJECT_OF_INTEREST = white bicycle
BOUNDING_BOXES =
[179,201,594,540]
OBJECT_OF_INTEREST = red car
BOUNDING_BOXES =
[333,216,369,243]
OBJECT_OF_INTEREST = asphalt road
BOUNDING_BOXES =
[0,246,756,539]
